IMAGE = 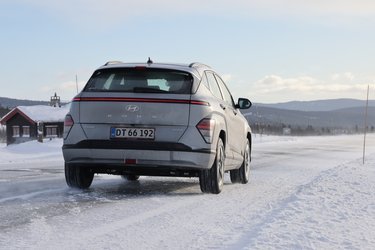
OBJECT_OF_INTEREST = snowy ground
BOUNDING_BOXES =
[1,135,375,249]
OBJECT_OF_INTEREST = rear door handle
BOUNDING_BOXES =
[220,104,226,110]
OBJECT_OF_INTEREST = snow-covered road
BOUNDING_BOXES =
[1,135,375,249]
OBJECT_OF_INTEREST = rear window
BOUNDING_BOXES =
[84,68,193,94]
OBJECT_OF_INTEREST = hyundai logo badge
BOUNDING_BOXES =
[125,105,140,112]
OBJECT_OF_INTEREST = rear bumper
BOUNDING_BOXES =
[62,139,212,153]
[62,140,216,173]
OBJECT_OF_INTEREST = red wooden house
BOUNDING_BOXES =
[0,105,69,145]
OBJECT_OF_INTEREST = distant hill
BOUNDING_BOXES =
[244,105,375,129]
[255,98,375,112]
[0,97,50,109]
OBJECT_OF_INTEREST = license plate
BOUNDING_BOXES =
[111,127,155,139]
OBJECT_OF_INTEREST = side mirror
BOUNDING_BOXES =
[236,98,252,109]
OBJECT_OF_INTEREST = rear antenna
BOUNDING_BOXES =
[147,57,153,64]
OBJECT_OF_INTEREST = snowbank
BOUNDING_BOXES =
[238,156,375,249]
[0,138,63,166]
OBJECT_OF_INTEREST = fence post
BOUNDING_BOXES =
[363,85,369,164]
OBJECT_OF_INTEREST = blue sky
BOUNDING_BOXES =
[1,0,375,103]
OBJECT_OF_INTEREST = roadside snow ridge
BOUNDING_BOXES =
[229,157,375,249]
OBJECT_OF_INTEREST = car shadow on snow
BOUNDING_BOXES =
[66,176,202,201]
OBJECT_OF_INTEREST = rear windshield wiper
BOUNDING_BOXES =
[133,87,169,93]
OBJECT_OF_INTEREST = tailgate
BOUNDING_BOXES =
[77,93,191,142]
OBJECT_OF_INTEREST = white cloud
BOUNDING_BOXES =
[9,0,375,28]
[40,85,53,93]
[221,74,232,83]
[59,80,86,91]
[268,0,375,16]
[40,80,86,100]
[256,75,318,92]
[331,72,355,82]
[246,74,371,103]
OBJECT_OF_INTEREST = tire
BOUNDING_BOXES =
[230,168,241,183]
[121,175,140,181]
[65,163,94,189]
[199,168,211,193]
[230,140,251,184]
[199,138,225,194]
[239,140,251,184]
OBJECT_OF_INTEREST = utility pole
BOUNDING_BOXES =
[363,85,369,164]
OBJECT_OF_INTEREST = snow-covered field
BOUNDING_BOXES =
[1,135,375,249]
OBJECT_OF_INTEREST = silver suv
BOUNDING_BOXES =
[63,60,252,194]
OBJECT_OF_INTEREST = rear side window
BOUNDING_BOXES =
[84,68,193,94]
[215,74,235,107]
[200,73,210,90]
[205,72,223,100]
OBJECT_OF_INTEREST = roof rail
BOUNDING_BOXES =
[103,61,123,66]
[188,62,211,68]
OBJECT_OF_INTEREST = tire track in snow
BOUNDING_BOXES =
[225,157,373,249]
[21,194,204,250]
[0,188,66,203]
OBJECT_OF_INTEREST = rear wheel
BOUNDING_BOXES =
[230,168,241,183]
[199,169,211,193]
[240,140,251,184]
[121,175,140,181]
[199,138,225,194]
[230,140,250,184]
[65,163,94,189]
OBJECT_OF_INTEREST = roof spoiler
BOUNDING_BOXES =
[189,62,211,68]
[103,61,123,66]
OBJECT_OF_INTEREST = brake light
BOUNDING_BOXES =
[64,114,74,138]
[125,159,137,165]
[196,118,215,144]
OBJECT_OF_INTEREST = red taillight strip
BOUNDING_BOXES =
[190,100,209,106]
[73,97,209,106]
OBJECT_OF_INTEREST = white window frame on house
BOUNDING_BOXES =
[22,126,30,138]
[46,125,58,138]
[12,126,20,138]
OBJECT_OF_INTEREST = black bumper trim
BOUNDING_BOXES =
[63,140,212,154]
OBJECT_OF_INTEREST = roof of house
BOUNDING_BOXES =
[0,105,70,125]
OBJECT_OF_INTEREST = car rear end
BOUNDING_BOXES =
[62,63,216,178]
